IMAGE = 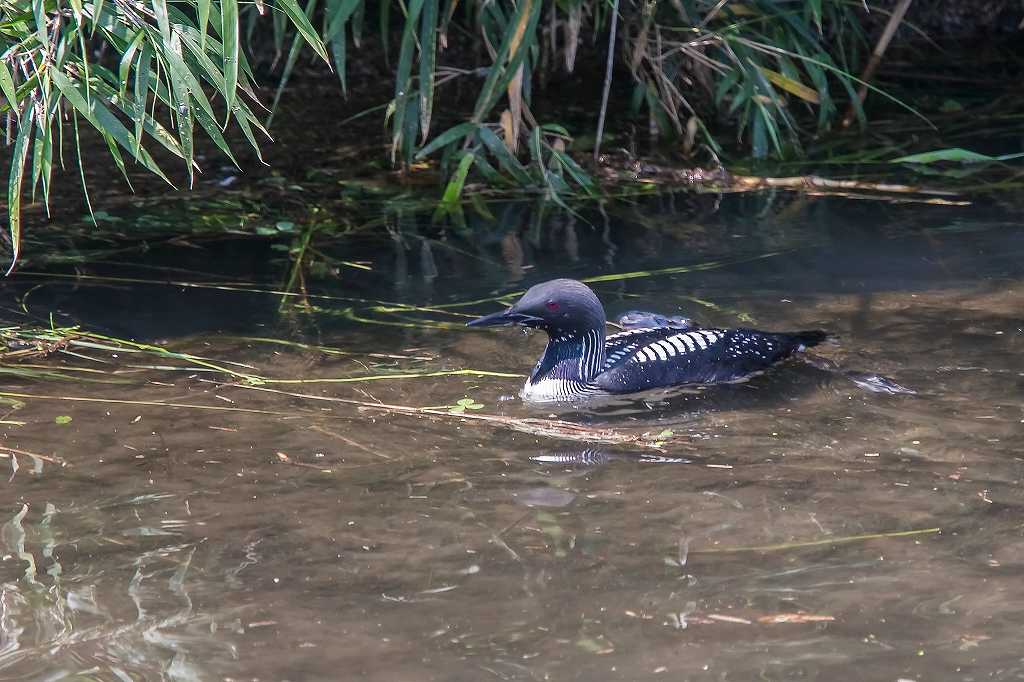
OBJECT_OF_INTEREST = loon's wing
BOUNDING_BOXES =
[596,327,827,394]
[615,310,694,330]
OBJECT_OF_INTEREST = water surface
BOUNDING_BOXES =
[1,191,1022,680]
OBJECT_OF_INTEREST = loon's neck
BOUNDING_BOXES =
[529,327,607,386]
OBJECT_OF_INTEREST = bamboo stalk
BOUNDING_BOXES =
[841,0,914,128]
[593,0,621,165]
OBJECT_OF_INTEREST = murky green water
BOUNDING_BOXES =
[1,190,1022,680]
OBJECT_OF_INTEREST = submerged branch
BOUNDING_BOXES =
[597,153,971,204]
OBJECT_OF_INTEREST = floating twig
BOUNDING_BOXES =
[309,425,392,460]
[597,153,968,202]
[0,445,66,466]
[275,451,333,473]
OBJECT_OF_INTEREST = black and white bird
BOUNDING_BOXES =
[468,278,829,402]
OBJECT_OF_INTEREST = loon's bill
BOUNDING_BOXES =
[467,278,829,403]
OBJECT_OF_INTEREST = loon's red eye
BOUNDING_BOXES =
[545,300,559,312]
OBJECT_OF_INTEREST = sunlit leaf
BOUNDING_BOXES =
[757,66,819,104]
[891,148,1024,165]
[440,151,475,205]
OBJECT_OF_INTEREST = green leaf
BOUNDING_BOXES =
[102,130,134,190]
[751,107,767,159]
[30,102,54,210]
[55,415,73,425]
[6,107,33,275]
[0,61,18,110]
[50,70,172,185]
[808,0,822,33]
[441,152,475,205]
[471,0,542,122]
[269,0,322,123]
[757,65,819,104]
[198,0,211,50]
[276,0,330,62]
[31,0,49,47]
[325,0,361,94]
[151,0,173,43]
[415,122,478,159]
[394,0,426,113]
[890,148,1024,165]
[133,42,153,154]
[222,0,240,113]
[418,0,438,141]
[478,126,532,184]
[551,149,596,195]
[118,30,146,96]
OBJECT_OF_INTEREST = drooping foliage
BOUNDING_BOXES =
[1,0,889,269]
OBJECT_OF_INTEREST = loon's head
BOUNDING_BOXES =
[468,279,606,337]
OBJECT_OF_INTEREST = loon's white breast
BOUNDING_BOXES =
[520,377,595,403]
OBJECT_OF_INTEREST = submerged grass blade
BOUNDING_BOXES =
[694,527,941,553]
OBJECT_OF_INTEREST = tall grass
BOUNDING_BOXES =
[1,0,888,269]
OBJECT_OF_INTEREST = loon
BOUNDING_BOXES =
[468,278,829,402]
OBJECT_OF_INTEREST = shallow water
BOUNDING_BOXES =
[1,191,1023,681]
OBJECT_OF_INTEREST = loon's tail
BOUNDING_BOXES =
[787,329,831,351]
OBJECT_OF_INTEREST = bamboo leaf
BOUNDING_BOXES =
[30,100,55,209]
[151,0,173,43]
[419,0,438,141]
[757,65,819,104]
[132,42,152,154]
[222,0,239,114]
[50,69,173,185]
[31,0,48,47]
[808,0,822,33]
[325,0,361,38]
[471,0,542,122]
[198,0,211,50]
[551,149,596,195]
[392,0,425,157]
[414,121,477,159]
[86,70,186,161]
[0,61,18,109]
[891,148,1024,164]
[118,30,146,95]
[324,0,362,93]
[269,0,321,124]
[441,151,475,205]
[275,0,330,62]
[329,18,347,94]
[478,126,532,184]
[102,130,134,190]
[6,108,33,275]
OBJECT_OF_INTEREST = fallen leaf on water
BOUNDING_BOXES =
[959,634,991,650]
